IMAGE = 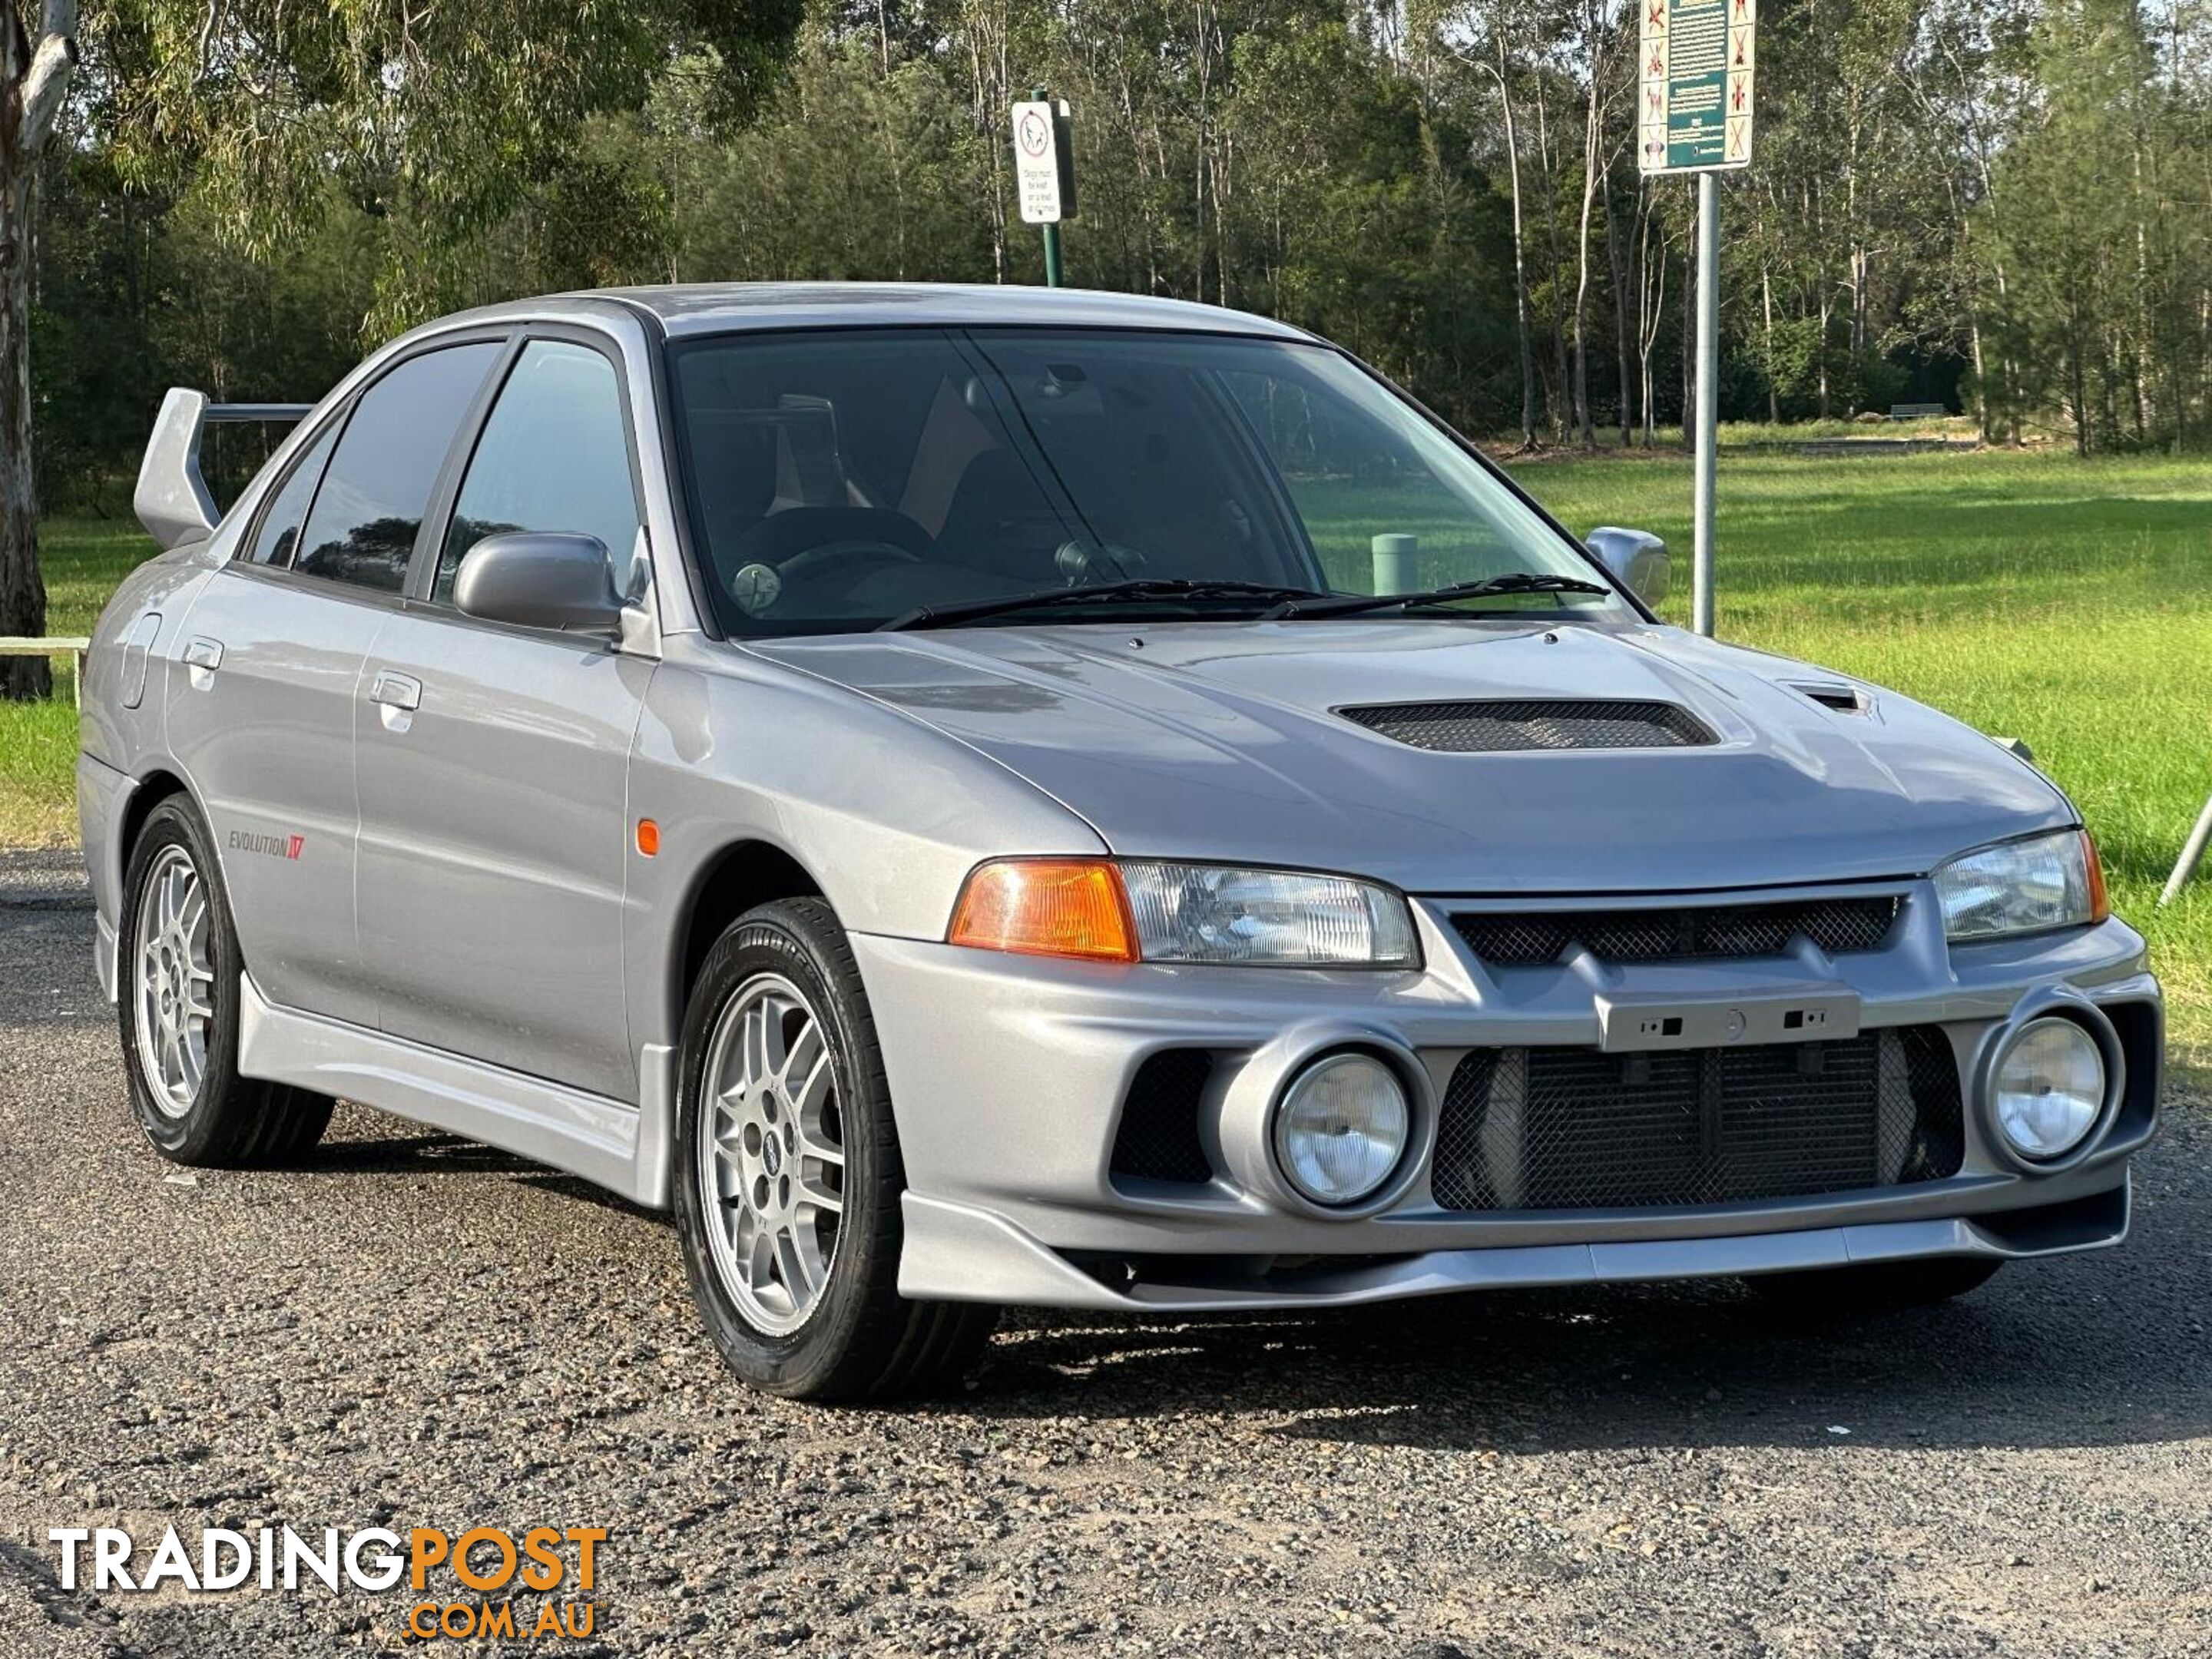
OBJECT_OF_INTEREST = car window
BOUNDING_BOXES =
[1214,366,1531,594]
[292,342,502,592]
[243,422,339,567]
[435,340,641,606]
[669,327,1618,635]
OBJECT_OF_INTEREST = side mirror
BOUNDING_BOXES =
[1585,525,1670,607]
[454,532,625,631]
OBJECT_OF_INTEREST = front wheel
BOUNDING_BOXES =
[671,898,996,1400]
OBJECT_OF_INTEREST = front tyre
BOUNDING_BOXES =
[673,898,996,1400]
[118,796,333,1164]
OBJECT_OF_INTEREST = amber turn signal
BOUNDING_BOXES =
[635,819,660,857]
[948,859,1138,963]
[2084,830,2110,925]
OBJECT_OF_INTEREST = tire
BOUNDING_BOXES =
[672,897,997,1402]
[118,796,335,1166]
[1744,1256,2002,1313]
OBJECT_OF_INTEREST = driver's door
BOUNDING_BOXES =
[353,335,653,1102]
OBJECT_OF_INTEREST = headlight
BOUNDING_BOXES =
[1933,830,2108,942]
[948,859,1419,968]
[1273,1052,1410,1205]
[1119,862,1419,967]
[1992,1017,2106,1160]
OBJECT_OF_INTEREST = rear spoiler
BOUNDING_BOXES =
[134,388,314,550]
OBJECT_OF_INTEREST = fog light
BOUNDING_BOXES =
[1993,1018,2105,1161]
[1273,1053,1409,1207]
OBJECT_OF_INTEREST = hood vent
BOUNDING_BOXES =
[1792,680,1871,715]
[1339,698,1717,753]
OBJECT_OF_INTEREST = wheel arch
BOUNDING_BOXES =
[668,837,827,1037]
[120,767,194,867]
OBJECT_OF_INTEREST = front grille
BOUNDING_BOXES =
[1339,699,1716,753]
[1109,1050,1215,1186]
[1432,1026,1964,1212]
[1453,896,1902,968]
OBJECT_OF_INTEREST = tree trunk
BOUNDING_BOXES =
[1605,161,1632,447]
[1,162,48,698]
[1761,264,1778,424]
[1490,45,1538,452]
[2,1,80,701]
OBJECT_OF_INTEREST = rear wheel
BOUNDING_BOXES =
[118,797,334,1164]
[672,897,996,1400]
[1745,1257,2002,1312]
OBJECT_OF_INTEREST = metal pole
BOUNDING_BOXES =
[2160,791,2212,907]
[1033,84,1063,287]
[1692,170,1720,637]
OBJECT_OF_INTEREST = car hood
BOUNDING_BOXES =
[747,619,2072,895]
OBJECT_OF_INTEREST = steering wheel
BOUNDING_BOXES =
[726,508,933,571]
[777,539,925,588]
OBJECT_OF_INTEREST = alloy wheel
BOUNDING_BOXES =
[697,972,848,1336]
[132,845,215,1118]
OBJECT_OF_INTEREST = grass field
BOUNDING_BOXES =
[5,446,2207,1064]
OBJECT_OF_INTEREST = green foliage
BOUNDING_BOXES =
[86,0,804,333]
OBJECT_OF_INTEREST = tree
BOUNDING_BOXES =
[2,0,78,697]
[0,0,801,700]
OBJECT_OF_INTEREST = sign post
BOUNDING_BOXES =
[1012,88,1077,286]
[1640,0,1755,636]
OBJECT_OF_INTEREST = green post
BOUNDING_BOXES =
[1031,85,1063,287]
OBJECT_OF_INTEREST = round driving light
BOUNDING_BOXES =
[1993,1018,2105,1161]
[1273,1053,1410,1207]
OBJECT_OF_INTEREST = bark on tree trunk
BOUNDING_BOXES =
[1604,161,1633,448]
[2,2,81,700]
[1488,45,1539,452]
[0,163,49,700]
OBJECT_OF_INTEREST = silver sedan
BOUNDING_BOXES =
[78,284,2162,1399]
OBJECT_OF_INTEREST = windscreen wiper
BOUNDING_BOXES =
[880,578,1331,631]
[1264,571,1614,619]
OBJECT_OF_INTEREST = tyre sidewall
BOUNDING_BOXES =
[118,797,248,1160]
[673,901,900,1396]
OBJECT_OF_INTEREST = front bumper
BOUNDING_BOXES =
[854,881,2161,1311]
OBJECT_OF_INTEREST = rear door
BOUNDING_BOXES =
[167,339,503,1025]
[353,333,652,1102]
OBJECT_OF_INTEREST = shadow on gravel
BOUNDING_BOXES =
[305,1126,660,1220]
[960,1262,2208,1455]
[307,1131,543,1177]
[955,1124,2210,1456]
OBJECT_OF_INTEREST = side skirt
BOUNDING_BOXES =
[237,975,676,1210]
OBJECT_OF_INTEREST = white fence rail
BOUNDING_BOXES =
[0,636,91,703]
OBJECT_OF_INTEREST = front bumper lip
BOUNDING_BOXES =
[899,1181,2131,1311]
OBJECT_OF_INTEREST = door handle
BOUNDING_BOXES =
[369,670,422,712]
[181,637,223,688]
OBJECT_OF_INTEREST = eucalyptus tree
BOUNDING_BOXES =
[2,0,78,695]
[0,0,801,699]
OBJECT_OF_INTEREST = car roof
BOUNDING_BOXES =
[425,282,1316,343]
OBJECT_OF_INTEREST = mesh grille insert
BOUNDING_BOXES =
[1453,896,1902,967]
[1339,699,1717,753]
[1432,1026,1964,1212]
[1109,1050,1215,1186]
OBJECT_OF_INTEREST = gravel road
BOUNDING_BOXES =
[3,846,2208,1657]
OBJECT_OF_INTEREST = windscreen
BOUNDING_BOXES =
[669,327,1621,633]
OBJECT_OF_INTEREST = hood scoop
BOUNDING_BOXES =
[1339,698,1717,753]
[1791,680,1873,715]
